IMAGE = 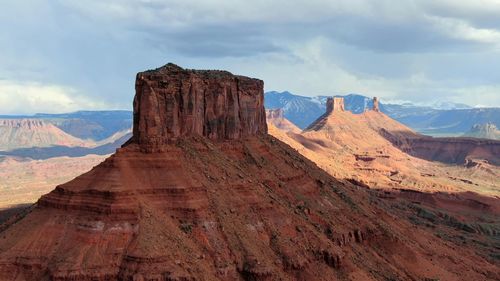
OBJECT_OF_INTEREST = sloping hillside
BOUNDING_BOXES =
[463,123,500,140]
[264,91,500,137]
[269,97,500,196]
[0,119,92,151]
[1,64,498,281]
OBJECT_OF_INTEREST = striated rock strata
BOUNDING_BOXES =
[381,130,500,166]
[133,63,267,149]
[372,97,380,112]
[0,119,92,151]
[463,123,500,140]
[0,65,498,281]
[328,97,345,113]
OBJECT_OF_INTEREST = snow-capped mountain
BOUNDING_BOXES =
[264,91,500,137]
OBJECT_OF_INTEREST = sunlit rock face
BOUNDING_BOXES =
[133,63,267,149]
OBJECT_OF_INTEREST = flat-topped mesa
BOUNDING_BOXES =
[326,97,345,114]
[0,119,45,129]
[372,97,380,112]
[132,63,267,147]
[265,108,284,120]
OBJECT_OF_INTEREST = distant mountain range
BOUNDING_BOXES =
[0,110,132,141]
[264,91,500,137]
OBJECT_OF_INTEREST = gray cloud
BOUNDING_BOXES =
[0,0,499,113]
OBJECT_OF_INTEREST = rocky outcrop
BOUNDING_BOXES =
[372,97,380,112]
[381,129,500,166]
[463,123,500,140]
[326,97,345,113]
[0,119,92,151]
[133,63,267,149]
[1,65,499,281]
[265,109,301,133]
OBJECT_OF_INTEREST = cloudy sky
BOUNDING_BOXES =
[1,0,500,114]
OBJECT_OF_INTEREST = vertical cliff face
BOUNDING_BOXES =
[1,65,499,281]
[326,97,345,113]
[265,108,301,133]
[381,131,500,166]
[133,63,267,148]
[0,119,92,151]
[372,97,380,112]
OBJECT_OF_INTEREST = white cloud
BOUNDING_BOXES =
[452,85,500,107]
[1,0,500,111]
[0,81,113,115]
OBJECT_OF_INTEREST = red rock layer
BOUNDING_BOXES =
[381,129,500,165]
[2,137,499,280]
[0,119,45,129]
[265,109,301,133]
[133,63,267,149]
[372,97,380,112]
[326,97,345,113]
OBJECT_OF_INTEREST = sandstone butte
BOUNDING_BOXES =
[265,109,301,134]
[268,97,500,194]
[0,63,499,281]
[0,119,93,151]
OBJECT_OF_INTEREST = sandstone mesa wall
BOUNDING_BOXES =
[381,129,500,165]
[132,63,267,148]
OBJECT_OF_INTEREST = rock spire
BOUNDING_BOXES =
[132,63,267,149]
[372,97,380,112]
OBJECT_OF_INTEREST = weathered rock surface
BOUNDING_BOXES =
[270,96,500,196]
[0,119,92,151]
[463,122,500,140]
[133,63,267,149]
[0,66,498,281]
[372,97,380,112]
[328,97,345,113]
[381,130,500,165]
[265,109,301,133]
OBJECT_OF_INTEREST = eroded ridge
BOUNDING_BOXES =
[133,63,267,149]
